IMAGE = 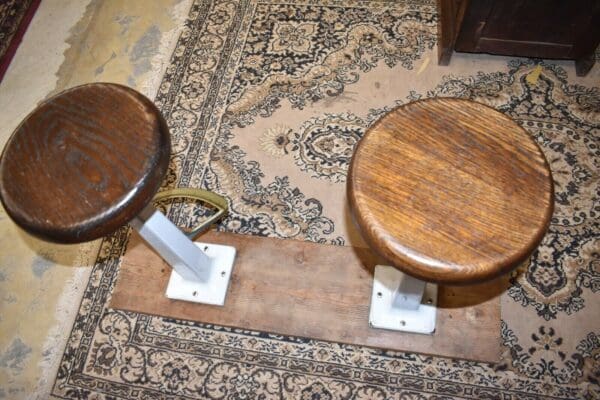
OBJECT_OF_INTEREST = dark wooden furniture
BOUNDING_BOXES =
[0,83,170,243]
[438,0,600,76]
[348,98,554,285]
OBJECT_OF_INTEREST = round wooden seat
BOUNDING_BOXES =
[0,83,170,243]
[348,98,554,285]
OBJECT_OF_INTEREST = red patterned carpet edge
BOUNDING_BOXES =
[0,0,42,83]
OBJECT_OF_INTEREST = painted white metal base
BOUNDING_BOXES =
[131,205,236,306]
[369,265,438,334]
[165,242,236,306]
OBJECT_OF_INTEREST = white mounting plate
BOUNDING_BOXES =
[369,265,438,334]
[165,242,236,306]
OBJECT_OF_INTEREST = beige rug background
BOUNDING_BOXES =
[46,0,599,398]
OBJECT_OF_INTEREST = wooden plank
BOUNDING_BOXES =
[111,231,505,363]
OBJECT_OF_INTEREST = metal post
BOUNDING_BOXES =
[392,274,426,310]
[131,205,212,282]
[129,204,236,306]
[369,265,438,334]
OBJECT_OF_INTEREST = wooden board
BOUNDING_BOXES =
[111,231,506,363]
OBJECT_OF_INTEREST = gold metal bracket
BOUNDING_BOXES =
[153,188,228,240]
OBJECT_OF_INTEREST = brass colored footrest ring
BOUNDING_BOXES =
[153,188,228,240]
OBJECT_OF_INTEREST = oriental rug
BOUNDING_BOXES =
[0,0,41,82]
[52,0,599,398]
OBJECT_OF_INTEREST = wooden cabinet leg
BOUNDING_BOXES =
[437,0,458,66]
[575,52,595,77]
[438,45,453,66]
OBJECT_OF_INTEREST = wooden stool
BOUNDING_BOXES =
[0,83,235,305]
[348,98,553,333]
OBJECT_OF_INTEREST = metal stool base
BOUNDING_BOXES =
[369,265,437,334]
[165,242,236,305]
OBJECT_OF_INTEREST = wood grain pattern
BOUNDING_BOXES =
[111,231,505,363]
[0,83,170,243]
[348,98,553,285]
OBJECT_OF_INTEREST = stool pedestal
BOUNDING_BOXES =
[131,205,236,305]
[370,266,437,334]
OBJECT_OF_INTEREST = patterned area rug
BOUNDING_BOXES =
[0,0,40,82]
[52,0,599,398]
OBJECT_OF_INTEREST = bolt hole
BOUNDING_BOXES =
[400,320,406,326]
[377,292,382,298]
[192,291,198,297]
[221,271,226,277]
[204,246,209,251]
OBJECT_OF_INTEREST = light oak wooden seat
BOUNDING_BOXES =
[348,98,554,285]
[0,83,170,243]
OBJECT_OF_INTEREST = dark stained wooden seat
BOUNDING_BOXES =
[348,98,554,285]
[0,83,170,243]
